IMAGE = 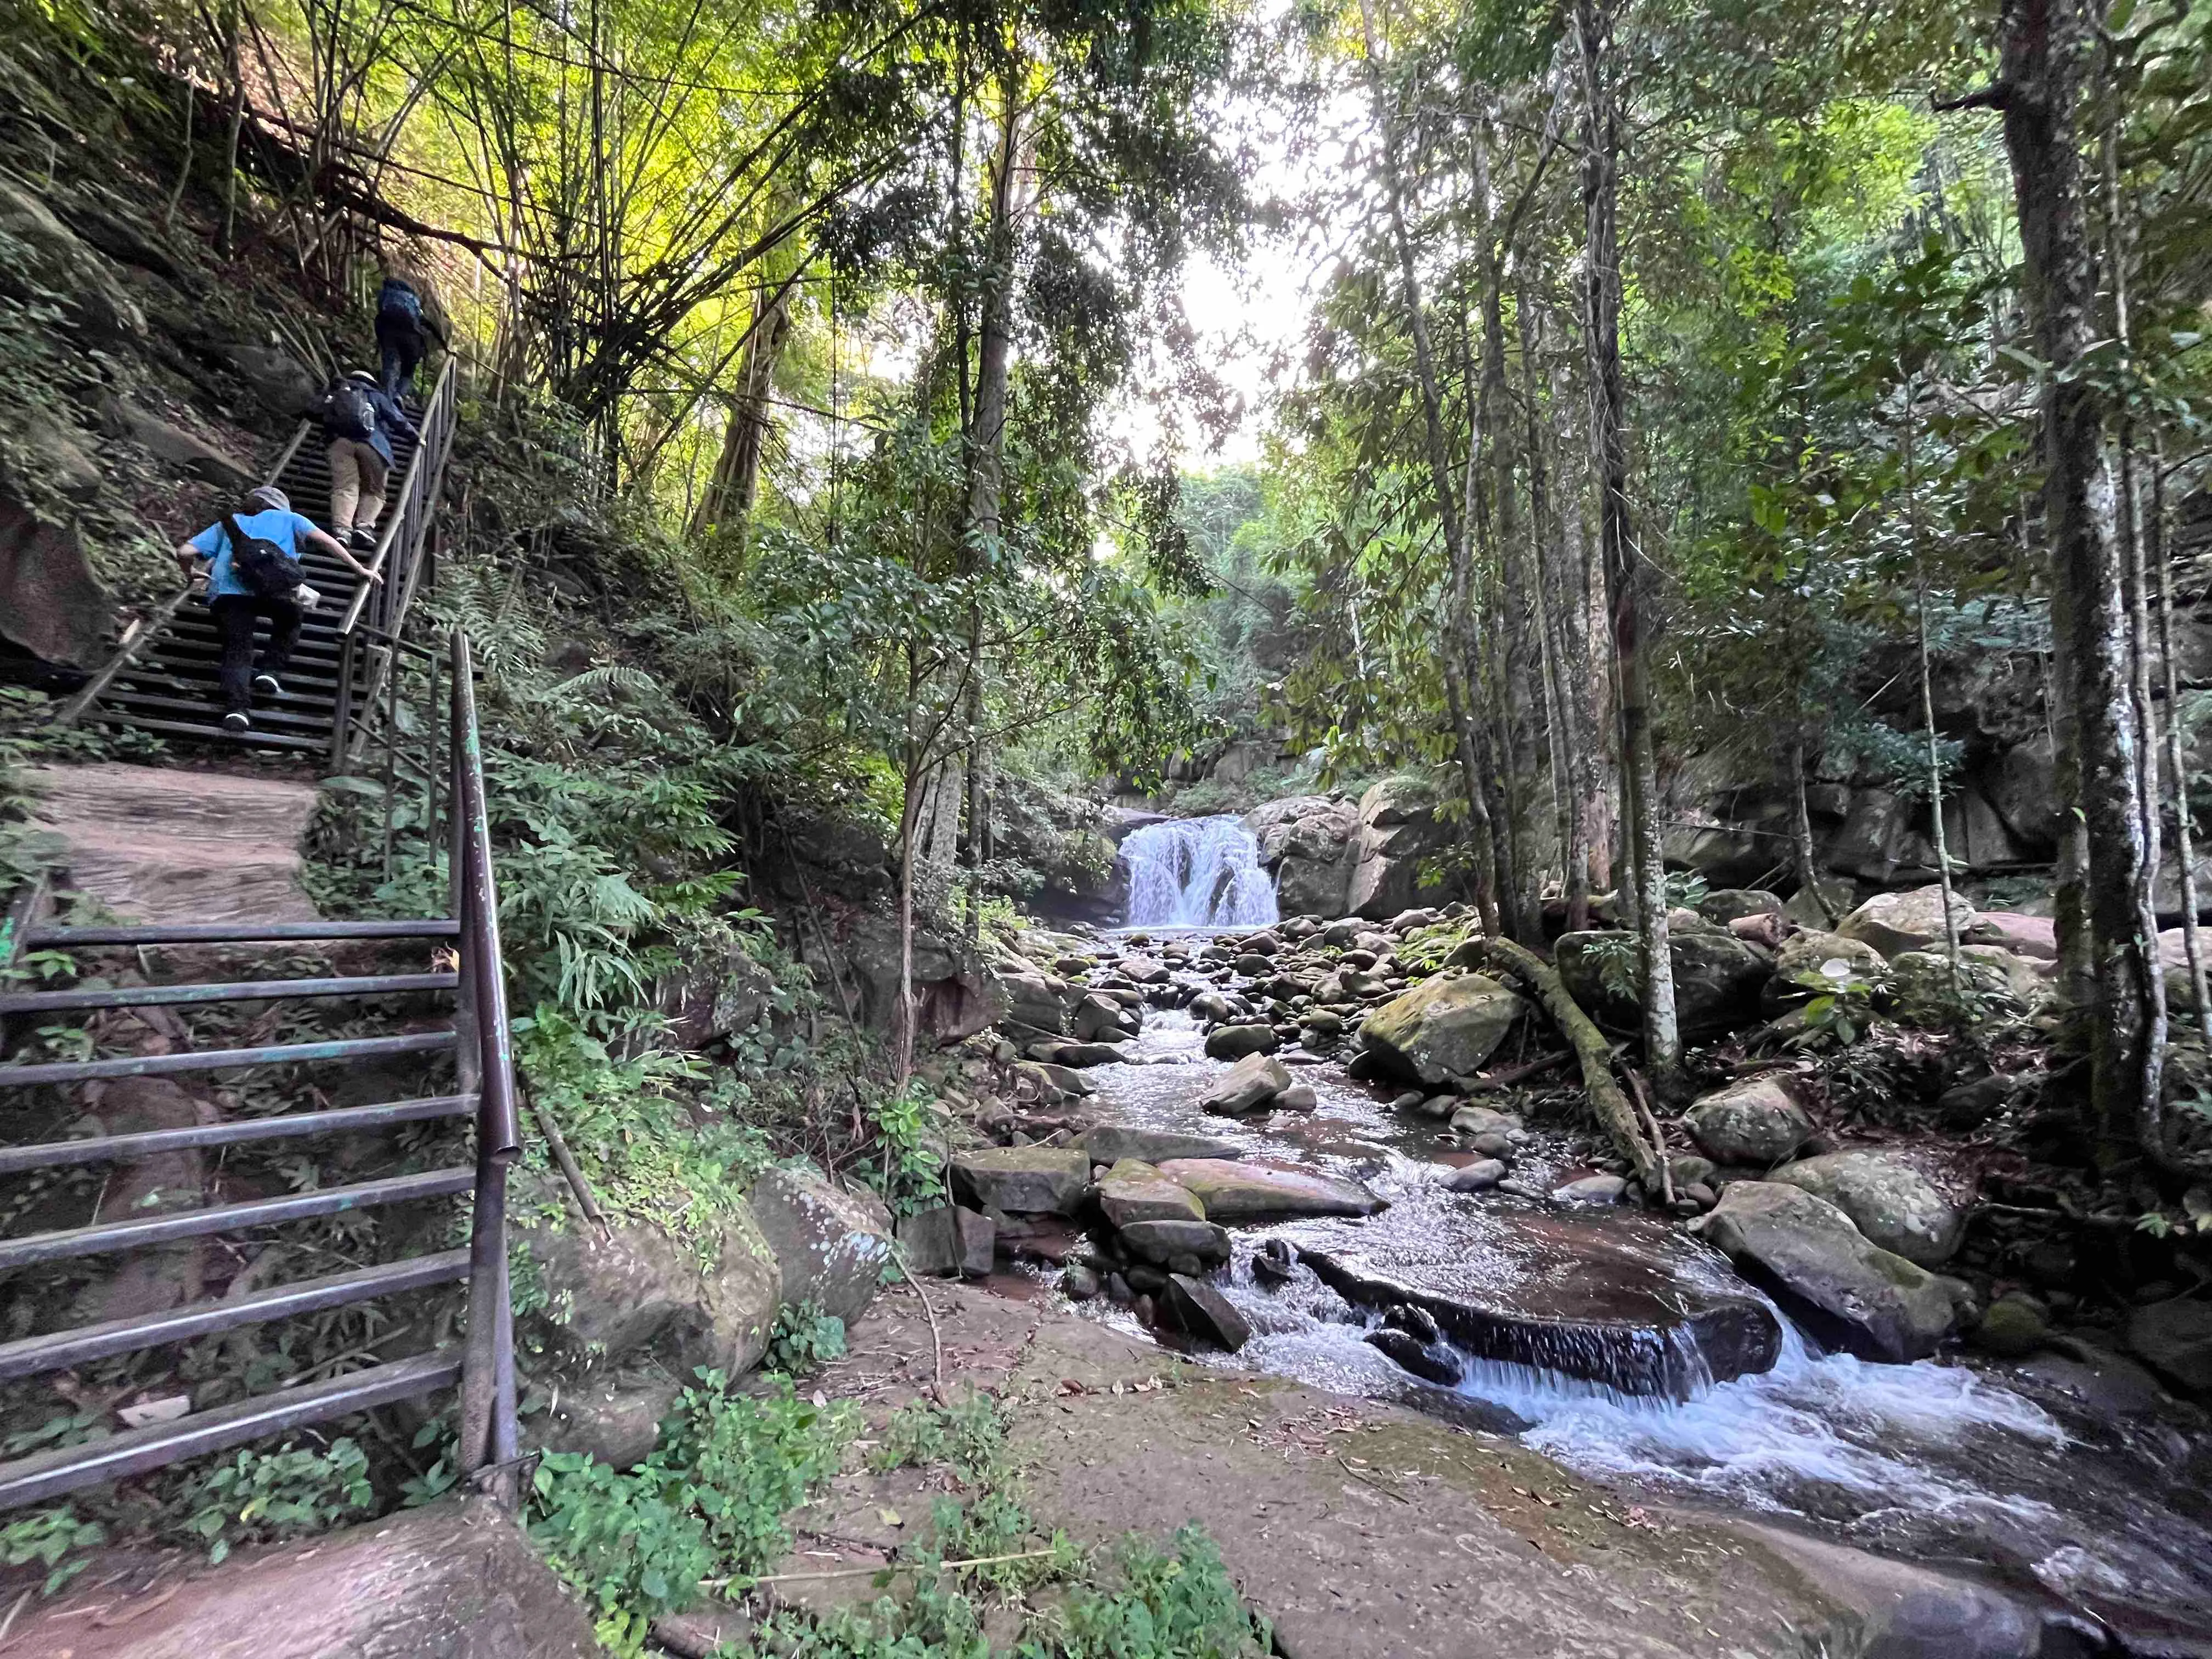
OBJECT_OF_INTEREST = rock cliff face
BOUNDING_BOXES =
[1244,777,1467,919]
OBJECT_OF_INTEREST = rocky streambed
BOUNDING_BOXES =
[939,905,2212,1648]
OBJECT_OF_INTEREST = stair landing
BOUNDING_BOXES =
[25,763,321,927]
[0,1498,595,1658]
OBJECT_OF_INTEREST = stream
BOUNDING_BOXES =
[1051,990,2212,1643]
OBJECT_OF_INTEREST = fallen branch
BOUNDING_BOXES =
[1464,1051,1571,1093]
[706,1548,1057,1589]
[1473,940,1661,1189]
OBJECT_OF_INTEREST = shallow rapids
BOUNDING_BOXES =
[1059,1003,2212,1637]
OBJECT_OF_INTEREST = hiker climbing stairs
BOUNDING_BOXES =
[66,361,459,760]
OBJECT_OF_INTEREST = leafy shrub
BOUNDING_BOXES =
[184,1437,375,1564]
[527,1372,855,1656]
[1,1506,105,1595]
[1056,1525,1273,1658]
[868,1393,1005,1482]
[766,1300,849,1373]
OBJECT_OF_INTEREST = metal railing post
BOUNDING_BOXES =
[450,630,521,1502]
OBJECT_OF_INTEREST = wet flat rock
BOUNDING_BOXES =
[1155,1157,1385,1221]
[1300,1207,1780,1398]
[2,1497,595,1658]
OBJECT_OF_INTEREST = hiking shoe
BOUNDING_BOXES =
[222,710,251,733]
[352,526,380,554]
[252,673,283,696]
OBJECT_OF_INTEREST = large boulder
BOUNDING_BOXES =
[1555,929,1769,1037]
[949,1146,1091,1216]
[1197,1051,1291,1116]
[1767,1151,1968,1267]
[842,914,1006,1044]
[1357,972,1527,1088]
[2126,1298,2212,1393]
[0,178,145,344]
[1964,911,2057,961]
[1836,885,1977,960]
[1696,889,1783,926]
[1983,734,2063,854]
[525,1201,782,1375]
[1155,1158,1385,1221]
[1246,795,1359,917]
[1693,1182,1955,1362]
[1684,1074,1815,1166]
[1884,945,2047,1014]
[894,1205,995,1278]
[747,1168,894,1324]
[1345,777,1458,918]
[1774,930,1887,985]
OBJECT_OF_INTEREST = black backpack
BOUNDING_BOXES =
[219,514,306,600]
[323,377,377,443]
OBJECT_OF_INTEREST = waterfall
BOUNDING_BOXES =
[1120,816,1279,928]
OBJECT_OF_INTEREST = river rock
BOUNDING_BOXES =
[1198,1050,1291,1115]
[1553,1173,1628,1205]
[749,1169,894,1325]
[1161,1272,1251,1352]
[949,1146,1092,1216]
[1443,1158,1507,1192]
[2126,1297,2212,1392]
[1188,989,1243,1023]
[1836,885,1977,960]
[1683,1074,1815,1166]
[1692,1181,1955,1362]
[894,1204,996,1278]
[1076,1124,1243,1164]
[1094,1160,1207,1227]
[1300,1207,1781,1397]
[1364,1327,1463,1385]
[1275,1082,1319,1111]
[1447,1104,1523,1142]
[1029,1039,1133,1068]
[1119,955,1172,985]
[1155,1159,1385,1221]
[1119,1218,1232,1267]
[1204,1022,1281,1060]
[1768,1150,1968,1267]
[1356,972,1528,1087]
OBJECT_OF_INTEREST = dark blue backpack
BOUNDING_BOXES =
[378,279,425,330]
[219,514,306,600]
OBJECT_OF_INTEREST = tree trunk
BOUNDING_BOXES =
[691,279,794,546]
[2153,449,2210,1034]
[1523,289,1587,931]
[1359,0,1499,929]
[1786,736,1830,923]
[1995,0,2156,1153]
[1550,342,1613,898]
[1576,0,1677,1089]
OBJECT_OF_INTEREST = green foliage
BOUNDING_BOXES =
[868,1394,1006,1483]
[1580,933,1642,1003]
[513,1007,770,1252]
[766,1300,849,1374]
[527,1373,856,1656]
[184,1438,375,1565]
[1053,1526,1273,1658]
[861,1079,950,1217]
[1,1506,105,1596]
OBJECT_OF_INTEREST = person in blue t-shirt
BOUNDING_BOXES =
[173,484,378,733]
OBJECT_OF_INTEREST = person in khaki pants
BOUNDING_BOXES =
[315,369,417,552]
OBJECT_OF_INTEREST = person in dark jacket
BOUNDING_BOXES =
[375,275,447,400]
[316,369,419,554]
[173,484,377,732]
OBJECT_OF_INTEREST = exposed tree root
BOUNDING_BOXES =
[1473,938,1662,1189]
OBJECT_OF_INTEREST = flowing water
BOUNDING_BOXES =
[1119,817,1279,929]
[1058,1000,2212,1640]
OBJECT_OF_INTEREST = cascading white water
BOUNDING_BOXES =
[1120,816,1279,929]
